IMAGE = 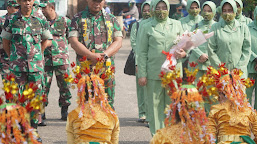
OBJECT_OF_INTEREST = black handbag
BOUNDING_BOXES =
[124,50,136,76]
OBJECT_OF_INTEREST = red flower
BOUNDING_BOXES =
[76,73,82,79]
[64,73,69,78]
[111,66,115,72]
[189,62,198,68]
[201,88,208,96]
[83,68,90,74]
[159,71,165,78]
[94,69,100,74]
[216,82,222,88]
[73,78,79,84]
[42,94,47,102]
[169,66,176,71]
[197,81,203,88]
[71,62,76,68]
[5,92,13,100]
[218,62,226,68]
[101,74,107,79]
[18,94,26,103]
[0,98,2,105]
[176,78,183,84]
[251,79,255,85]
[25,103,33,112]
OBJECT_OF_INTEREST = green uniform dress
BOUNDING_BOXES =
[179,0,203,31]
[246,7,257,109]
[1,9,53,123]
[130,1,151,120]
[207,0,251,79]
[69,7,122,108]
[43,14,72,107]
[134,0,157,123]
[188,1,216,114]
[137,0,184,135]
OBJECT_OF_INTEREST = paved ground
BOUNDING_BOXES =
[37,38,152,144]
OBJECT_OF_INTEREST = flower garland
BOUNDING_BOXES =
[64,57,116,119]
[83,19,88,42]
[0,103,41,144]
[106,21,112,42]
[160,63,215,144]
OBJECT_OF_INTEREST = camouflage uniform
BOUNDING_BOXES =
[43,14,72,107]
[1,9,53,123]
[0,0,19,81]
[69,7,122,108]
[0,15,10,80]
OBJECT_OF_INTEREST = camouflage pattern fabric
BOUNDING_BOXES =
[44,65,71,107]
[1,9,52,123]
[44,15,71,66]
[43,15,71,108]
[1,9,52,72]
[0,14,10,80]
[69,7,122,107]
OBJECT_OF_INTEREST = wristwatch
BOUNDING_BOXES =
[104,53,109,60]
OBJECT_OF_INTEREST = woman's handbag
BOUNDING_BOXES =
[124,50,136,76]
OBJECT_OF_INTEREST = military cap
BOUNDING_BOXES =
[7,0,19,7]
[39,0,55,7]
[34,0,40,5]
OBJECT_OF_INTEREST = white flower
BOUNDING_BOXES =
[79,110,83,118]
[177,103,181,112]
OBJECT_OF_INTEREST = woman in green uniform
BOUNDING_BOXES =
[188,1,216,114]
[207,0,251,79]
[130,1,151,123]
[246,6,257,109]
[179,0,203,31]
[234,0,252,25]
[137,0,185,135]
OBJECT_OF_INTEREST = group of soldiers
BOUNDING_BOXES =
[0,0,123,142]
[0,0,72,130]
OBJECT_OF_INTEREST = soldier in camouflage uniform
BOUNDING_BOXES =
[69,0,123,108]
[1,0,53,129]
[40,0,72,121]
[0,0,19,81]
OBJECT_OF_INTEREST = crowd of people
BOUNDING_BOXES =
[0,0,257,143]
[131,0,257,143]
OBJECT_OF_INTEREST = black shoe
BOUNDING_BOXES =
[61,106,68,121]
[37,137,43,143]
[42,113,46,120]
[137,119,146,123]
[38,120,47,126]
[145,122,149,128]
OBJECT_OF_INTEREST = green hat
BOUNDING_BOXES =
[7,0,19,7]
[186,0,200,11]
[40,0,55,7]
[220,0,237,14]
[202,1,216,15]
[153,0,170,12]
[141,1,151,13]
[234,0,243,8]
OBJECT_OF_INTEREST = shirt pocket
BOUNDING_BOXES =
[32,29,42,44]
[12,28,23,44]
